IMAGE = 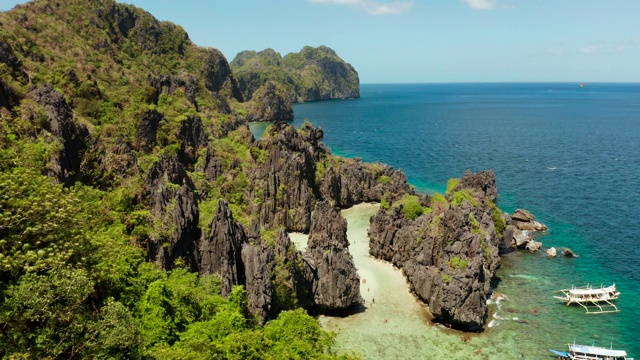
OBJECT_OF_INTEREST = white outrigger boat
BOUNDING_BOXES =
[554,283,620,314]
[550,343,633,360]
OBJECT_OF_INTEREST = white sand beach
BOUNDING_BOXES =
[301,203,528,359]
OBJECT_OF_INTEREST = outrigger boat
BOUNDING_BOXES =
[554,283,620,314]
[550,343,633,360]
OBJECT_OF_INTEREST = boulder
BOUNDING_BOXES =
[563,248,579,258]
[525,241,542,252]
[547,247,557,257]
[513,229,532,248]
[511,209,547,231]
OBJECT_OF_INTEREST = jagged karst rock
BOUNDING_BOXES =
[196,146,223,182]
[199,199,247,297]
[319,158,412,208]
[0,40,24,77]
[144,155,199,271]
[245,81,293,122]
[525,241,542,252]
[242,239,276,324]
[147,74,197,108]
[202,48,243,102]
[135,109,163,152]
[250,122,321,232]
[511,208,547,231]
[177,115,207,168]
[368,170,502,331]
[26,84,88,185]
[301,201,362,310]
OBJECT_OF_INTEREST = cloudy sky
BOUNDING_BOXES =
[2,0,639,83]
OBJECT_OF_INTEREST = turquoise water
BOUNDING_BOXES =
[291,83,640,357]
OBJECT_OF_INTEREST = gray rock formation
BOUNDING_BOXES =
[244,81,293,122]
[249,122,321,232]
[301,201,362,310]
[177,115,207,168]
[368,170,502,331]
[242,239,275,324]
[319,158,413,208]
[144,155,199,271]
[26,84,88,185]
[199,199,247,297]
[135,109,163,153]
[511,208,547,231]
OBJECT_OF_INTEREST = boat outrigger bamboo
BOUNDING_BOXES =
[550,343,634,360]
[554,283,620,314]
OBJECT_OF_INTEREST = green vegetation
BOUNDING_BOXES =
[0,0,357,358]
[487,200,506,236]
[430,193,448,206]
[231,46,359,103]
[377,175,391,184]
[446,178,460,195]
[451,189,480,207]
[447,257,469,271]
[442,274,451,284]
[393,194,424,220]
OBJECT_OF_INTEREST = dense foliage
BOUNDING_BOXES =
[0,0,355,358]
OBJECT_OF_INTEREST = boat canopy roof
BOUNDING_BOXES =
[570,344,628,357]
[569,285,616,296]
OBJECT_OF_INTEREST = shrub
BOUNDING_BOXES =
[393,194,423,220]
[448,257,469,271]
[446,178,461,195]
[452,189,479,207]
[377,175,390,184]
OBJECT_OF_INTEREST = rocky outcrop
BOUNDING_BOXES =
[244,81,293,122]
[26,84,88,185]
[231,45,359,103]
[202,48,243,102]
[319,158,412,208]
[511,208,547,231]
[199,199,246,297]
[249,122,412,233]
[144,155,199,271]
[147,74,197,108]
[135,109,163,153]
[301,201,362,310]
[242,239,276,324]
[177,115,207,168]
[368,170,502,331]
[249,122,322,232]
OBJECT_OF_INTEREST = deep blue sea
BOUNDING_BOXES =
[257,83,640,357]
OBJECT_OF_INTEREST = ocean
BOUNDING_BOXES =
[257,83,640,358]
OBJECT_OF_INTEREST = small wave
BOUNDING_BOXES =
[509,274,541,281]
[547,166,558,170]
[487,319,499,328]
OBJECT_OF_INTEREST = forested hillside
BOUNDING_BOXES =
[0,0,385,358]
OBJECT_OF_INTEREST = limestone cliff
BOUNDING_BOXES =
[231,46,360,103]
[369,170,502,331]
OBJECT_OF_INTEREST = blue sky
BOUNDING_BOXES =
[2,0,640,83]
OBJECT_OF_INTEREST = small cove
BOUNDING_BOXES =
[293,204,539,359]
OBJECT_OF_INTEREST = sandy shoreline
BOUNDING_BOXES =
[289,203,530,359]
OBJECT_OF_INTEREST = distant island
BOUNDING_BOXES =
[231,46,360,104]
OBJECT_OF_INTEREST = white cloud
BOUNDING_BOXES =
[462,0,498,10]
[308,0,413,16]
